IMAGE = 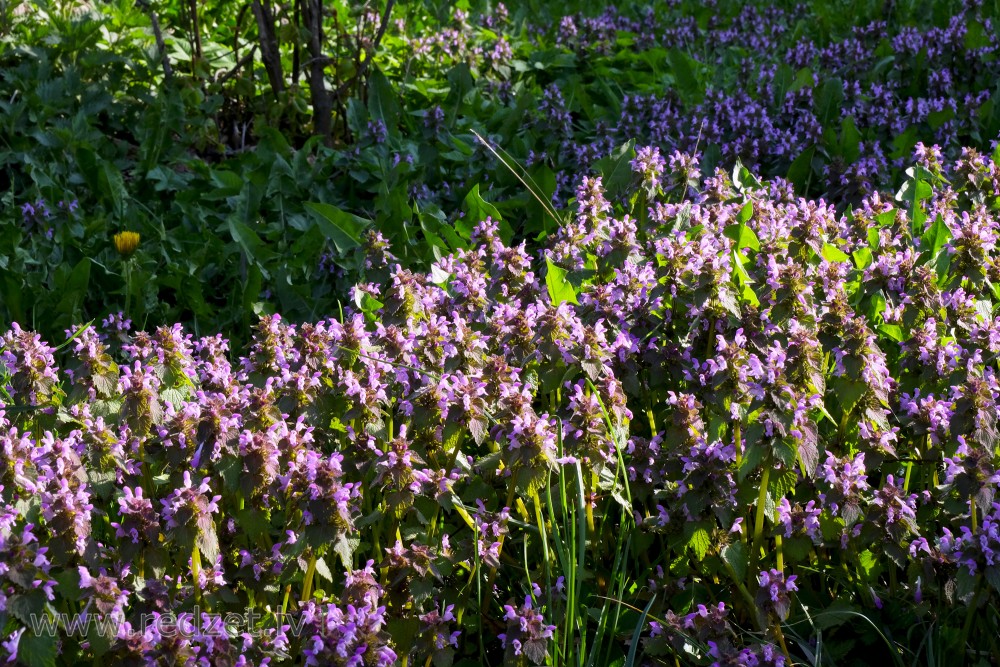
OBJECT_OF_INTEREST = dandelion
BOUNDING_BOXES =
[113,231,141,258]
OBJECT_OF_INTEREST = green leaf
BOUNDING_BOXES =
[333,532,360,571]
[786,146,816,191]
[461,184,502,229]
[304,202,370,253]
[354,291,384,314]
[736,200,753,224]
[99,161,128,219]
[367,68,400,132]
[593,140,636,199]
[878,324,904,342]
[545,257,579,306]
[840,117,861,163]
[15,632,58,667]
[921,214,951,259]
[732,160,762,192]
[822,243,849,263]
[667,48,702,104]
[723,222,760,252]
[227,218,274,280]
[816,77,844,125]
[894,169,932,233]
[852,247,873,270]
[686,524,712,560]
[722,541,747,584]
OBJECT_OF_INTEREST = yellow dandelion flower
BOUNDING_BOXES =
[113,231,140,258]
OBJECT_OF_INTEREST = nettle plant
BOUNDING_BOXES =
[2,144,1000,666]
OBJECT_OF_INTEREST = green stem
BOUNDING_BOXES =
[961,579,986,653]
[773,621,794,665]
[749,466,771,586]
[191,544,202,606]
[281,583,292,617]
[972,500,979,535]
[485,483,518,594]
[733,417,742,470]
[721,558,764,632]
[123,259,133,320]
[301,552,317,603]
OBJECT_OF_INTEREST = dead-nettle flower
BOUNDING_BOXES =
[777,497,821,541]
[756,568,798,621]
[473,500,511,569]
[300,596,397,667]
[78,565,130,618]
[498,593,556,665]
[38,465,94,557]
[418,603,461,656]
[111,486,160,545]
[940,502,1000,575]
[1,322,60,404]
[632,144,666,190]
[819,451,870,525]
[160,471,221,534]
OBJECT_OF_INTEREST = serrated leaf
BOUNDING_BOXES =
[686,524,712,560]
[197,524,220,563]
[722,541,747,583]
[15,631,58,667]
[737,200,753,224]
[732,160,762,192]
[333,532,360,571]
[314,556,333,583]
[852,247,873,270]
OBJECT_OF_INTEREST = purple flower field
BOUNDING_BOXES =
[3,143,1000,665]
[7,0,1000,665]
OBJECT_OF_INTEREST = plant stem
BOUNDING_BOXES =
[773,621,794,664]
[961,578,985,654]
[749,465,771,586]
[191,544,202,606]
[301,551,317,603]
[734,417,742,469]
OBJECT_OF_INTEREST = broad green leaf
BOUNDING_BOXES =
[921,214,951,258]
[724,222,760,252]
[786,146,816,191]
[737,200,753,224]
[722,541,747,583]
[593,140,636,199]
[227,218,274,279]
[545,257,579,306]
[687,524,711,560]
[304,202,370,253]
[840,117,861,163]
[732,160,762,192]
[816,77,844,125]
[461,184,502,232]
[822,243,850,263]
[367,68,400,131]
[15,632,57,667]
[667,48,702,103]
[853,247,873,270]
